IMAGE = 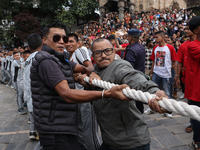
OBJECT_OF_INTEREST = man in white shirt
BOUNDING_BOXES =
[65,33,100,150]
[24,33,43,141]
[4,50,13,87]
[12,52,26,114]
[150,31,177,118]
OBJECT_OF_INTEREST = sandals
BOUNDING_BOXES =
[185,124,193,133]
[192,141,200,150]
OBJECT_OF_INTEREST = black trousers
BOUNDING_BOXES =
[39,134,83,150]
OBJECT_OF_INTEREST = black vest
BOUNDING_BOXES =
[31,45,78,135]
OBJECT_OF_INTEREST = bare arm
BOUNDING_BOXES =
[54,80,130,103]
[176,62,183,88]
[83,60,94,72]
[150,61,155,79]
[115,48,126,52]
[115,32,122,48]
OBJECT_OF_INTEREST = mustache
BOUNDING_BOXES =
[99,58,110,62]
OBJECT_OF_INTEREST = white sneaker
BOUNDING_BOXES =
[164,113,173,118]
[179,93,185,99]
[144,108,154,115]
[6,84,9,87]
[10,85,14,89]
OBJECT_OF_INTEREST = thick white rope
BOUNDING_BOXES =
[84,76,200,122]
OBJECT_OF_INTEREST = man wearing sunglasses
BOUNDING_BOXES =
[77,38,170,150]
[30,22,130,150]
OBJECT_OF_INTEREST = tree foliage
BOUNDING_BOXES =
[0,0,99,45]
[13,13,41,41]
[55,0,99,25]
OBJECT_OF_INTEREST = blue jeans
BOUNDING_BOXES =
[99,143,150,150]
[188,100,200,142]
[152,73,171,98]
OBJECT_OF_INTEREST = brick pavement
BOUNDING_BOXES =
[0,83,195,150]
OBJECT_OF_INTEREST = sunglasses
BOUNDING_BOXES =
[52,34,68,43]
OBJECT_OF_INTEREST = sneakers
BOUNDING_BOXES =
[29,131,37,140]
[179,93,185,99]
[28,118,30,124]
[6,84,10,87]
[144,108,155,115]
[18,107,27,115]
[10,85,14,89]
[1,81,5,84]
[164,113,173,118]
[23,102,27,108]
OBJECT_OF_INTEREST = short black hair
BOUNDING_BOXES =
[42,21,66,38]
[188,16,200,33]
[13,52,18,55]
[146,38,152,46]
[155,30,165,37]
[27,33,43,51]
[23,50,31,55]
[67,33,79,42]
[91,38,113,51]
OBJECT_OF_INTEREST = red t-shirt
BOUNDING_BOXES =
[150,44,176,78]
[121,43,129,57]
[176,40,190,67]
[185,39,200,102]
[176,40,191,83]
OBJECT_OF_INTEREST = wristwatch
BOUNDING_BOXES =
[91,70,98,74]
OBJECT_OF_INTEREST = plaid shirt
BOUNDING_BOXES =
[145,46,153,70]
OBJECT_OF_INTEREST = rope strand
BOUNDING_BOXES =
[84,76,200,122]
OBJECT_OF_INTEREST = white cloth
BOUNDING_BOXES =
[23,51,38,112]
[11,59,21,82]
[70,47,91,90]
[19,61,25,92]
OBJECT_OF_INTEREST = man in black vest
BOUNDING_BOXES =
[31,22,129,150]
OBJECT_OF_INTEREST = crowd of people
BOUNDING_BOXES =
[0,8,199,150]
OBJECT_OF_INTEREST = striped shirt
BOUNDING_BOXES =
[145,46,153,70]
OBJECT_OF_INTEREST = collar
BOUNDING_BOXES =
[41,44,65,61]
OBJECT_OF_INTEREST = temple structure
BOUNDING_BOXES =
[99,0,188,23]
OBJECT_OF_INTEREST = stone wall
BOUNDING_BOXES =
[126,0,187,12]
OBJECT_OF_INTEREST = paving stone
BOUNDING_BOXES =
[155,135,185,148]
[19,120,30,131]
[1,125,21,132]
[149,131,153,138]
[5,143,18,150]
[15,142,29,150]
[148,113,165,119]
[183,123,191,128]
[176,132,193,145]
[10,133,29,143]
[0,135,14,144]
[146,120,162,128]
[25,141,38,150]
[167,124,187,134]
[173,116,190,124]
[158,118,180,126]
[150,137,165,150]
[0,144,7,150]
[150,126,173,137]
[143,115,151,121]
[169,145,193,150]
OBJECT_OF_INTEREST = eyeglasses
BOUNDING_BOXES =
[93,48,113,58]
[50,34,68,43]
